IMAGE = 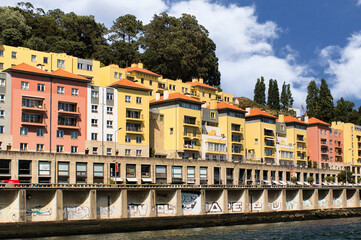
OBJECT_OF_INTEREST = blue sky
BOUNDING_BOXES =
[2,0,361,109]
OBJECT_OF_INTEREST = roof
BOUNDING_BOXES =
[186,81,217,90]
[307,117,330,126]
[5,63,49,76]
[52,69,90,82]
[281,116,307,125]
[150,92,202,105]
[108,79,151,91]
[216,102,246,112]
[246,108,277,119]
[125,66,161,77]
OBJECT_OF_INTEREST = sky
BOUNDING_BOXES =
[1,0,361,109]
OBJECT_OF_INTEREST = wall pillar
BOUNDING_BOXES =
[121,189,127,218]
[56,189,63,221]
[200,190,206,214]
[281,189,287,211]
[313,189,319,209]
[355,189,360,208]
[175,189,182,216]
[89,190,97,219]
[298,189,303,210]
[18,189,26,222]
[263,189,269,212]
[149,190,156,217]
[327,189,333,209]
[223,189,229,214]
[244,189,249,212]
[341,189,347,208]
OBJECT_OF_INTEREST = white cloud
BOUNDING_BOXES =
[0,0,312,106]
[321,32,361,100]
[357,0,361,6]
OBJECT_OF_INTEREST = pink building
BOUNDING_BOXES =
[7,63,90,153]
[307,117,343,170]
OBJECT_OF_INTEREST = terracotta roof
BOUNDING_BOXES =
[281,116,307,125]
[5,63,49,76]
[216,102,246,112]
[186,81,217,90]
[52,69,90,82]
[307,117,330,126]
[150,92,202,104]
[109,79,151,91]
[246,108,277,119]
[125,66,161,77]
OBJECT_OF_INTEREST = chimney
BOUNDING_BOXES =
[246,107,251,116]
[137,62,143,69]
[164,90,169,100]
[279,114,284,123]
[199,78,204,83]
[131,63,137,67]
[156,92,160,101]
[304,116,309,123]
[192,78,197,83]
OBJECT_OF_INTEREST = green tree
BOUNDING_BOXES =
[306,176,314,184]
[347,109,361,125]
[319,79,334,123]
[267,79,280,110]
[141,13,220,86]
[110,14,143,44]
[337,170,354,184]
[333,97,354,122]
[253,77,266,105]
[280,81,294,110]
[306,80,320,118]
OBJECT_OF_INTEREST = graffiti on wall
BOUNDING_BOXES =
[286,201,298,210]
[249,202,262,210]
[268,202,281,210]
[63,206,90,219]
[156,204,175,216]
[97,207,115,216]
[318,199,328,208]
[182,192,201,215]
[26,206,51,216]
[206,202,222,213]
[228,202,242,212]
[333,198,342,208]
[128,204,148,217]
[303,200,312,208]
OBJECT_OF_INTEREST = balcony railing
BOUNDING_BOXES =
[58,107,80,116]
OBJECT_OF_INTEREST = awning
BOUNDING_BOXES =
[112,177,123,182]
[264,128,274,131]
[187,179,195,184]
[22,94,45,99]
[126,177,138,182]
[126,107,143,111]
[141,178,153,183]
[265,138,274,141]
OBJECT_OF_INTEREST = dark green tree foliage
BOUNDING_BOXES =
[267,79,280,110]
[253,77,266,105]
[333,97,354,122]
[337,170,354,184]
[280,81,294,110]
[318,79,334,123]
[141,13,221,86]
[306,80,320,118]
[347,109,361,125]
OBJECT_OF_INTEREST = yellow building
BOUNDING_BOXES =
[332,121,361,166]
[0,44,100,81]
[108,79,151,157]
[245,108,277,164]
[150,92,203,159]
[98,64,128,86]
[276,115,307,167]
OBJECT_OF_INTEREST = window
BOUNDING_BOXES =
[149,80,152,86]
[106,93,113,100]
[156,165,167,184]
[106,134,113,141]
[76,163,87,184]
[107,120,113,128]
[57,59,65,69]
[0,50,3,56]
[114,72,118,78]
[141,165,150,177]
[0,79,5,87]
[91,91,98,98]
[126,164,136,178]
[20,143,27,151]
[91,119,98,127]
[141,78,144,84]
[0,110,4,118]
[20,127,28,136]
[37,84,45,92]
[125,135,131,143]
[91,105,98,113]
[187,167,195,184]
[11,51,17,59]
[136,150,142,156]
[91,133,98,140]
[0,63,3,70]
[93,163,104,184]
[71,131,78,139]
[210,111,215,119]
[77,63,83,69]
[125,95,131,103]
[71,146,78,153]
[57,86,64,94]
[136,136,142,143]
[21,81,29,90]
[136,97,142,104]
[56,145,63,152]
[125,149,131,156]
[0,126,4,133]
[43,57,48,64]
[107,107,113,114]
[31,55,36,62]
[36,144,44,152]
[170,128,173,135]
[107,148,112,156]
[57,130,64,138]
[172,166,182,183]
[72,88,79,96]
[86,64,92,71]
[93,147,98,155]
[39,162,50,176]
[330,140,333,145]
[200,167,208,184]
[58,162,69,183]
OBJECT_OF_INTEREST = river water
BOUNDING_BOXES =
[22,217,361,240]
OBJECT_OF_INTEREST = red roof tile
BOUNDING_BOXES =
[6,63,49,75]
[282,116,307,125]
[186,81,217,90]
[307,117,330,126]
[109,79,151,91]
[150,92,202,104]
[216,102,246,112]
[246,108,276,119]
[125,66,161,77]
[52,69,90,82]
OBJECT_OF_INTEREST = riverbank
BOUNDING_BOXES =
[2,208,361,239]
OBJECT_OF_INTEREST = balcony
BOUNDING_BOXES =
[126,126,143,134]
[183,120,200,127]
[231,127,243,133]
[183,144,200,151]
[183,132,201,139]
[58,107,80,116]
[296,135,306,142]
[21,114,46,127]
[126,114,144,122]
[21,119,46,127]
[57,123,80,130]
[22,103,46,113]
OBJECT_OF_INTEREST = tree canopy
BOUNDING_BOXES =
[253,77,266,105]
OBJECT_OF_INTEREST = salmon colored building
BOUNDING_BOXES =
[6,63,90,153]
[307,117,343,170]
